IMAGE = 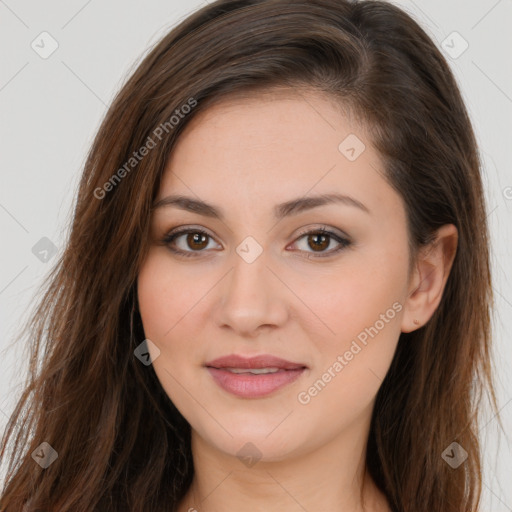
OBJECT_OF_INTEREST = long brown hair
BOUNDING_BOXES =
[0,1,501,510]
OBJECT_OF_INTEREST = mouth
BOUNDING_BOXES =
[204,354,308,398]
[205,353,307,371]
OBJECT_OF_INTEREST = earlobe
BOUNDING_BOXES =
[400,224,458,333]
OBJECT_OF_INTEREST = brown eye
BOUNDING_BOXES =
[162,228,220,257]
[186,232,209,250]
[307,233,330,252]
[162,226,351,259]
[291,228,351,258]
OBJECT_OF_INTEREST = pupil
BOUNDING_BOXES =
[309,234,328,251]
[188,233,207,250]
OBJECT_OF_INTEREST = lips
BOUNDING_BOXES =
[205,353,307,371]
[204,354,308,398]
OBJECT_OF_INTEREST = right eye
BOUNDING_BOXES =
[162,227,221,257]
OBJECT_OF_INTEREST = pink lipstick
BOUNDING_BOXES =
[205,354,307,398]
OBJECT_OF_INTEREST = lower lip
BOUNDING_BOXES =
[206,367,306,398]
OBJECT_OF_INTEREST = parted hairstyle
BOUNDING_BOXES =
[0,1,501,511]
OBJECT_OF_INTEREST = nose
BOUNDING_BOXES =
[214,247,289,338]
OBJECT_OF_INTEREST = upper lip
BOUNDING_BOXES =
[205,354,307,370]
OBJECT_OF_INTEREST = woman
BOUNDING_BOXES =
[0,0,501,511]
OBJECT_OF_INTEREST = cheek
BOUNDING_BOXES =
[136,253,206,413]
[137,252,207,344]
[294,300,403,435]
[295,249,407,403]
[137,257,171,343]
[292,249,407,345]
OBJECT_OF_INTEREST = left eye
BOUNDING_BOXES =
[162,227,351,258]
[291,229,351,257]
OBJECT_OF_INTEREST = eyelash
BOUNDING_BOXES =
[161,226,352,259]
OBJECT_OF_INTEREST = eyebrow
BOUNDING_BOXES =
[152,192,370,220]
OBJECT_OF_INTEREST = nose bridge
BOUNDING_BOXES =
[215,237,288,333]
[226,238,273,307]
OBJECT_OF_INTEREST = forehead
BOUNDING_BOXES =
[175,87,358,150]
[156,89,400,224]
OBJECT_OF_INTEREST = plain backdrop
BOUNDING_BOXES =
[1,0,511,508]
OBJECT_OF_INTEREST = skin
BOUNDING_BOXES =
[137,88,458,512]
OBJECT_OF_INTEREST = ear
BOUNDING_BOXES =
[401,224,458,333]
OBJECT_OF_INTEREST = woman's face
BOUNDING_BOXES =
[137,90,413,462]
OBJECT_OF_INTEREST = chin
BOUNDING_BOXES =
[198,426,303,463]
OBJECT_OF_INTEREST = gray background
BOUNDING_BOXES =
[1,0,511,508]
